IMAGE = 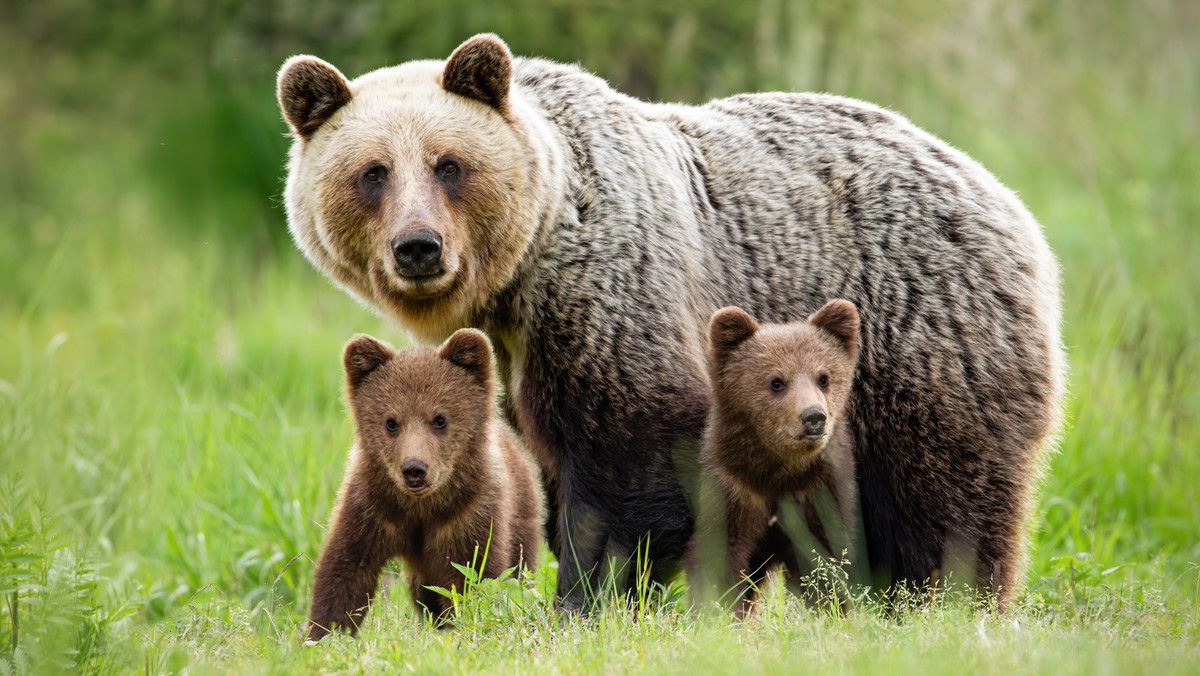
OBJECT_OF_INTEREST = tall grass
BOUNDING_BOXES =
[1,0,1197,672]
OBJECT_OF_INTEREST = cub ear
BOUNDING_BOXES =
[808,299,860,356]
[277,55,353,139]
[343,334,394,389]
[442,33,512,111]
[709,306,760,365]
[438,329,493,382]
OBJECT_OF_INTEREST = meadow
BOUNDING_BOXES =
[1,1,1197,673]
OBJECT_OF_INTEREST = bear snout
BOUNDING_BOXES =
[800,407,826,438]
[401,459,429,491]
[391,229,443,277]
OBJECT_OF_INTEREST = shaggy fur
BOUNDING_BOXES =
[278,34,1065,612]
[306,330,543,640]
[688,301,860,616]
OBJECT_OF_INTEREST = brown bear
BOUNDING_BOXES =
[305,329,543,640]
[688,300,860,617]
[277,34,1065,613]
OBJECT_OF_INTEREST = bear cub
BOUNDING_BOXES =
[688,299,861,617]
[306,329,543,640]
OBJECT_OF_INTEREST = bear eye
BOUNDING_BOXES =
[363,166,387,184]
[817,374,830,389]
[436,157,462,179]
[432,414,447,429]
[385,417,398,432]
[769,377,786,392]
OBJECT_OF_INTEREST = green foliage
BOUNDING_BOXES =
[121,560,1200,674]
[0,478,138,674]
[1,0,1197,671]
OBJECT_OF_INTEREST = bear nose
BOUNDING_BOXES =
[392,229,443,277]
[401,460,428,486]
[801,407,826,436]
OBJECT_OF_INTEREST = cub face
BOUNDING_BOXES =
[708,300,860,465]
[343,330,495,496]
[278,35,539,342]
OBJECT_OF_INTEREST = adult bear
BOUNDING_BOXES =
[277,34,1064,612]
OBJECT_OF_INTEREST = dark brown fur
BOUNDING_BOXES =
[306,330,542,640]
[278,58,353,140]
[688,301,860,616]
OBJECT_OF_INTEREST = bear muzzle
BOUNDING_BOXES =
[392,229,444,278]
[787,408,831,453]
[800,407,827,439]
[400,459,430,493]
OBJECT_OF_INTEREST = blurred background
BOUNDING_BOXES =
[1,0,1197,669]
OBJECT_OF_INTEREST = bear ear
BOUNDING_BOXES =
[808,299,860,356]
[343,334,394,389]
[709,306,760,365]
[277,55,353,140]
[438,329,493,383]
[442,34,512,112]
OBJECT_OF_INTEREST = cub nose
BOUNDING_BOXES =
[392,229,443,277]
[401,460,428,486]
[801,407,826,436]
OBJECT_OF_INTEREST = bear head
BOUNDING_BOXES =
[278,35,554,342]
[707,299,860,466]
[342,329,496,497]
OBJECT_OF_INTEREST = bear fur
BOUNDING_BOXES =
[306,330,543,640]
[278,34,1065,612]
[688,300,861,617]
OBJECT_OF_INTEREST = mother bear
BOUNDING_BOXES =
[277,34,1064,612]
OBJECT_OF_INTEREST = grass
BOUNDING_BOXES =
[2,0,1199,672]
[119,562,1200,674]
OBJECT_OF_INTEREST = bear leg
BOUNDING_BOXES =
[553,497,609,615]
[306,498,390,641]
[409,576,455,628]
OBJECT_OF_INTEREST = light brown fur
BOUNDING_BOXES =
[688,300,861,617]
[277,43,566,344]
[306,330,542,640]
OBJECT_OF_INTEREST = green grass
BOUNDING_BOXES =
[2,0,1199,672]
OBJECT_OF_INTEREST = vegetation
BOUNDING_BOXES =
[1,0,1197,672]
